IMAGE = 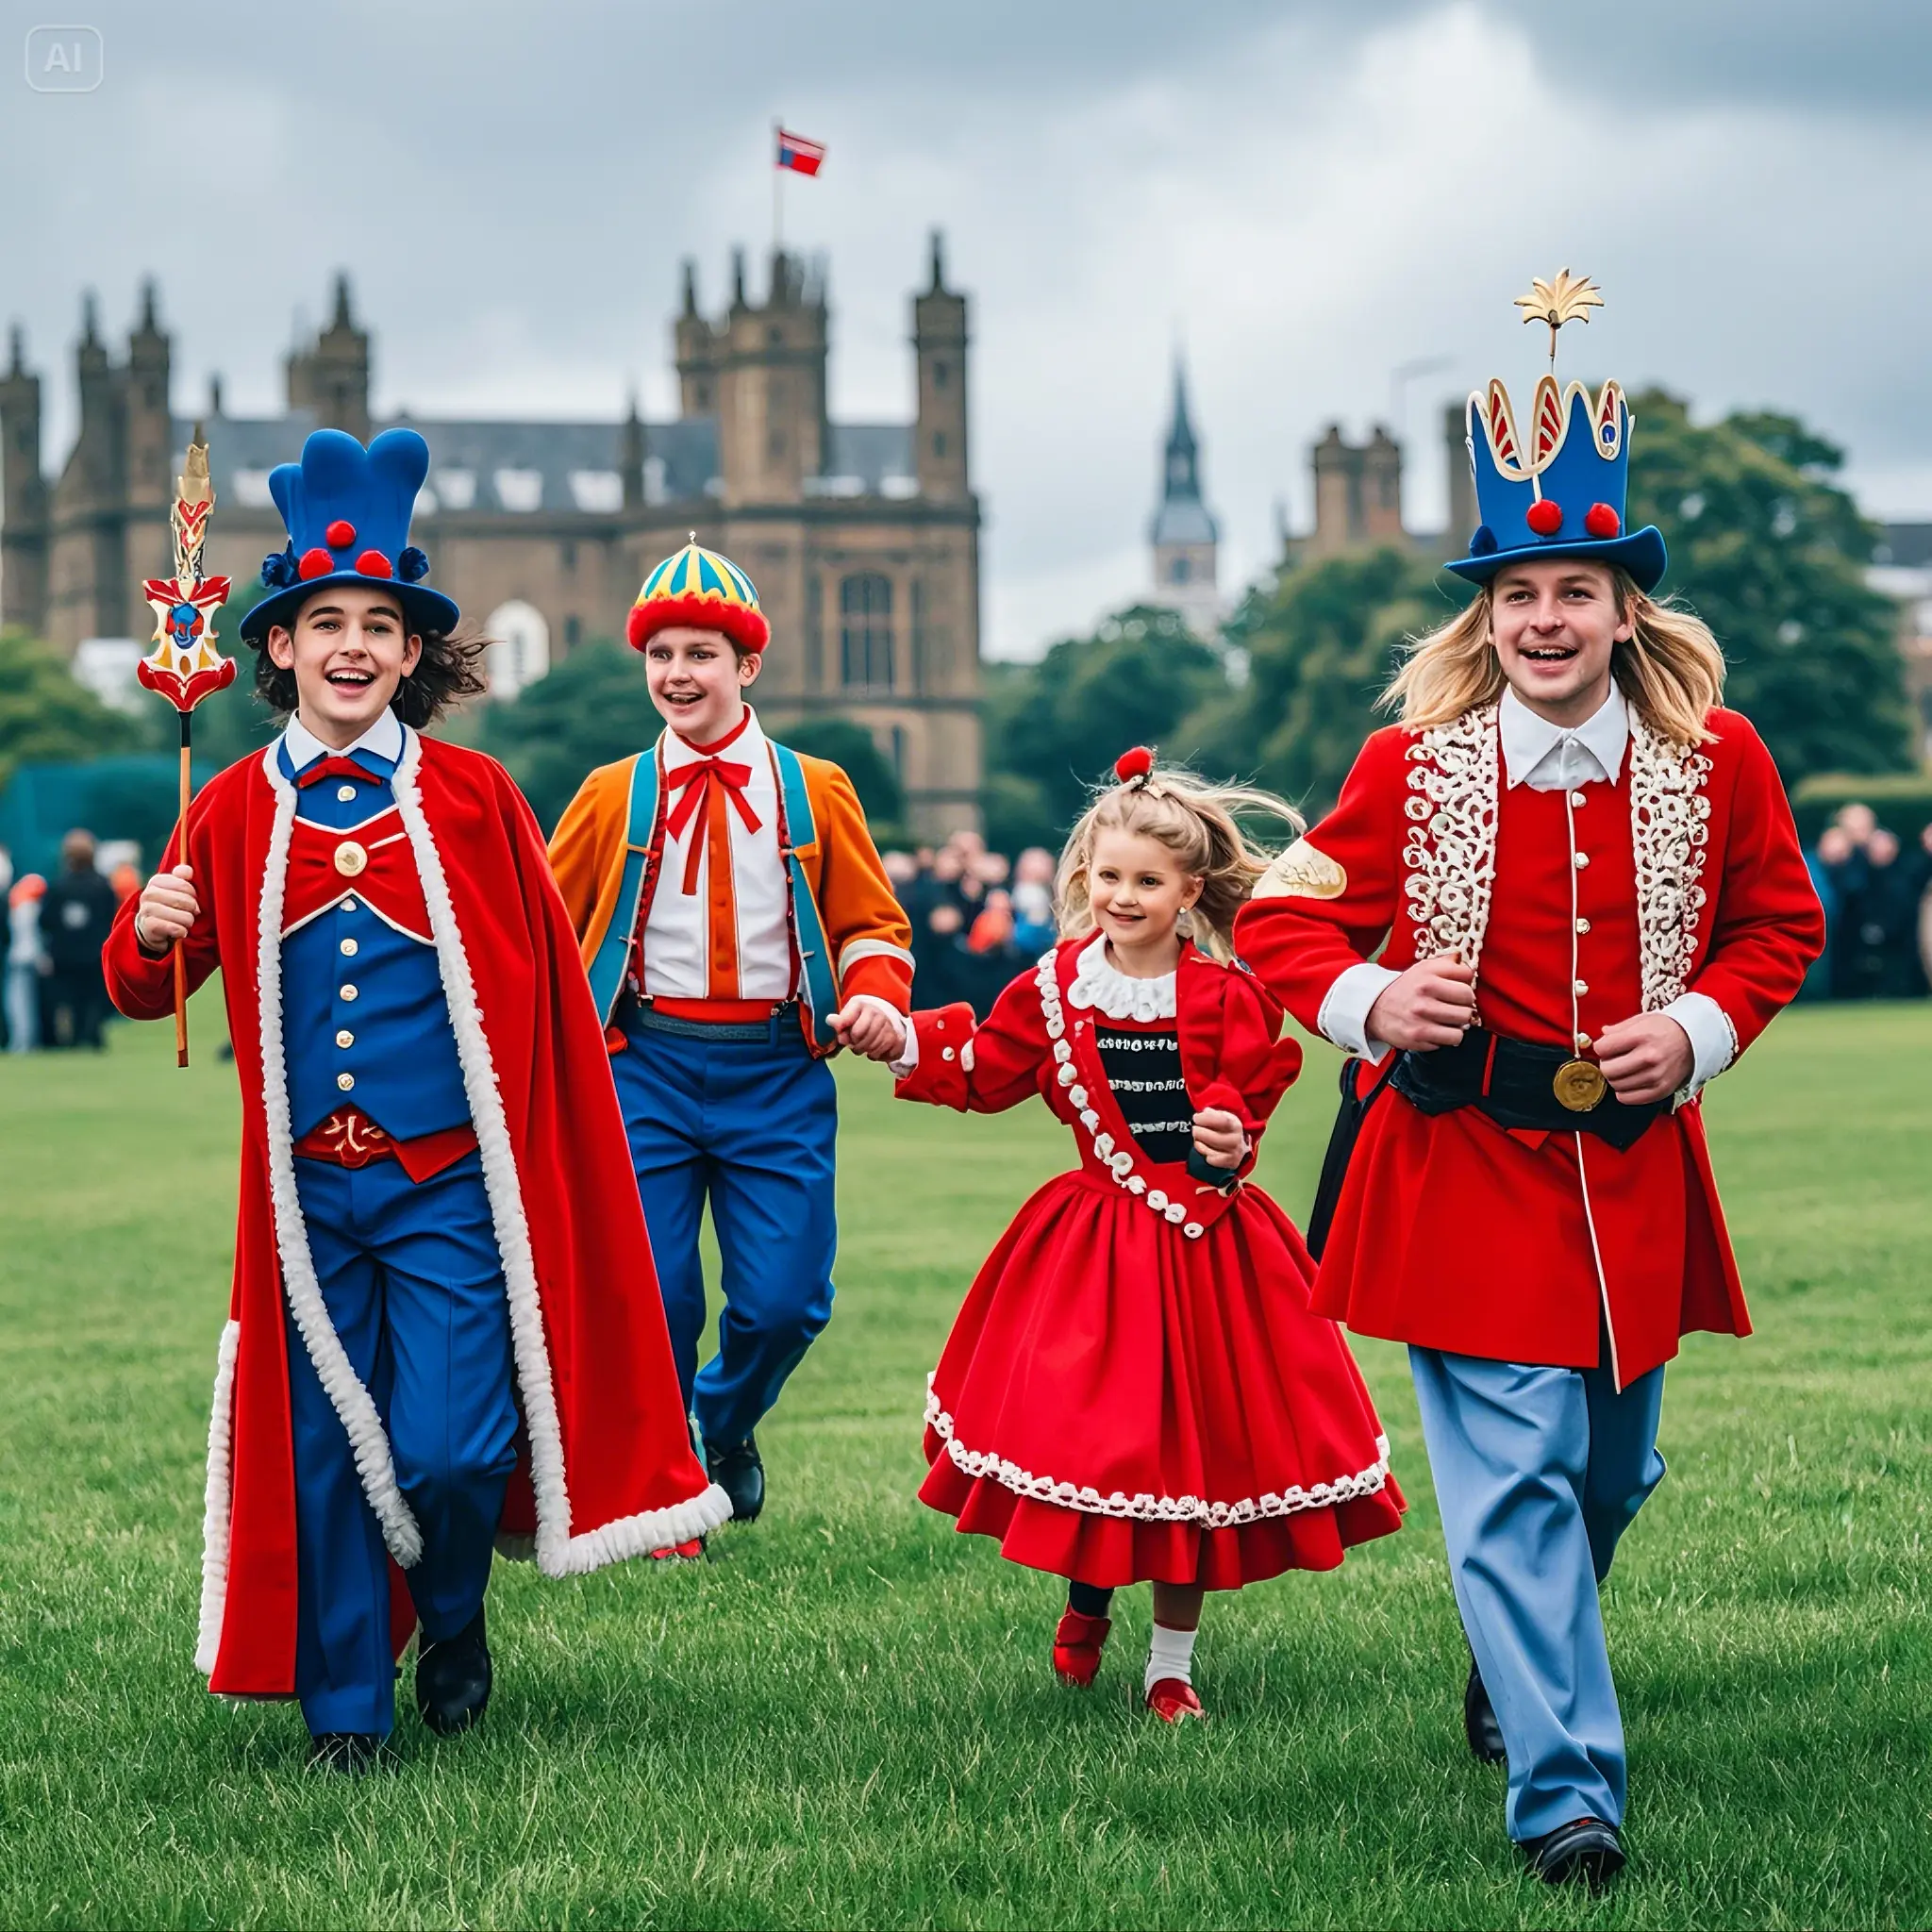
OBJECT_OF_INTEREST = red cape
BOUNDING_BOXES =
[106,730,727,1697]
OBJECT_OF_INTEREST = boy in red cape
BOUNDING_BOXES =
[107,427,727,1774]
[1235,277,1824,1885]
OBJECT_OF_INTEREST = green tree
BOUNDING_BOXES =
[983,605,1225,851]
[775,715,906,834]
[1624,391,1913,781]
[0,626,142,792]
[475,639,661,832]
[1188,550,1465,817]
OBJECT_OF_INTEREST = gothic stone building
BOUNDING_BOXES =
[0,238,984,833]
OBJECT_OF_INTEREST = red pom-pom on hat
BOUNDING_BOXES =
[1114,746,1156,785]
[1525,499,1564,537]
[325,519,357,549]
[354,549,393,578]
[297,546,334,580]
[1584,502,1622,538]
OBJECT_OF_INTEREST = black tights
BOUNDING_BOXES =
[1066,1580,1114,1619]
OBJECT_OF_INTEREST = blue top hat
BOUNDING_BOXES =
[241,427,460,643]
[1445,375,1667,593]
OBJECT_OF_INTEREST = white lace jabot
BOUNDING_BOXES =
[1065,933,1177,1021]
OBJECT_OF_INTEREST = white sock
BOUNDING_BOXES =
[1144,1622,1198,1694]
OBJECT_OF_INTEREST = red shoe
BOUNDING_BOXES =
[649,1538,705,1561]
[1145,1676,1206,1724]
[1052,1608,1111,1687]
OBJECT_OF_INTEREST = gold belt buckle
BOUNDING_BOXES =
[1553,1059,1608,1113]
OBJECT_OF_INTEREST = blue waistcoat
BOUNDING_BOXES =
[278,741,471,1142]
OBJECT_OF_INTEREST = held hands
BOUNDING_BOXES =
[1191,1106,1248,1171]
[1364,955,1477,1053]
[133,864,197,957]
[831,999,910,1064]
[1593,1013,1694,1105]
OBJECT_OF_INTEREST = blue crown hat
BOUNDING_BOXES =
[1445,271,1667,593]
[241,426,460,644]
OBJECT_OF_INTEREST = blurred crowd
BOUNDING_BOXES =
[1805,804,1932,1001]
[884,832,1059,1018]
[1,829,137,1053]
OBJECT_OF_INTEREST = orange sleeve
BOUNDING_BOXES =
[546,758,633,964]
[809,761,915,1011]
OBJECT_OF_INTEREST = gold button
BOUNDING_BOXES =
[340,937,358,958]
[336,1072,355,1091]
[1574,978,1589,995]
[1576,917,1591,935]
[341,983,358,1001]
[333,841,368,878]
[336,784,358,803]
[336,1029,354,1048]
[1574,852,1590,870]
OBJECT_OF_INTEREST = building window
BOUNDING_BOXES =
[891,725,908,779]
[564,614,581,649]
[1169,555,1191,585]
[840,573,894,691]
[933,359,949,389]
[484,600,551,700]
[932,432,946,460]
[910,580,926,694]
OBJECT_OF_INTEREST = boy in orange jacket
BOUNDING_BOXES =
[549,540,913,1524]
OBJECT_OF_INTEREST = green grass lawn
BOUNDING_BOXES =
[0,994,1926,1929]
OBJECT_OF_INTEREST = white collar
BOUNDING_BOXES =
[281,705,405,772]
[661,704,765,771]
[1498,682,1629,788]
[1066,932,1177,1021]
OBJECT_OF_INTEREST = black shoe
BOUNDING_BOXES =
[306,1731,391,1775]
[414,1607,491,1736]
[1464,1654,1507,1764]
[706,1435,764,1524]
[1523,1817,1626,1890]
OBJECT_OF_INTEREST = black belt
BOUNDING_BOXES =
[1389,1026,1666,1150]
[629,999,802,1044]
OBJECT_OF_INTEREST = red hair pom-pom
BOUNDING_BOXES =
[325,519,357,549]
[1525,499,1564,537]
[297,546,335,580]
[354,549,393,578]
[1584,502,1622,539]
[1114,746,1155,786]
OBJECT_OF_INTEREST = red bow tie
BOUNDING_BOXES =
[296,755,382,790]
[665,758,762,892]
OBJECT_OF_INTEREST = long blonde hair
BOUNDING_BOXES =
[1054,758,1303,960]
[1383,566,1725,744]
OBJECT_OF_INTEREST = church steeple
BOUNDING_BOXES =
[1149,356,1221,636]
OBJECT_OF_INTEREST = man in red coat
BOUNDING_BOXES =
[1235,276,1824,1886]
[108,427,727,1774]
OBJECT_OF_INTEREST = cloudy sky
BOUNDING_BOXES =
[6,0,1928,656]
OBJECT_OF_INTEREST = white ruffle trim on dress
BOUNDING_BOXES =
[926,1375,1391,1526]
[1066,933,1176,1021]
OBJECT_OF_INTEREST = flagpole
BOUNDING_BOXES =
[773,117,783,258]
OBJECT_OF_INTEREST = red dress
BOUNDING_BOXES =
[896,934,1404,1591]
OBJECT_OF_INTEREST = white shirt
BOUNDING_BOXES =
[1319,683,1732,1092]
[641,707,794,1000]
[281,706,406,773]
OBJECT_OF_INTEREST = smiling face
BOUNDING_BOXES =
[1489,558,1632,726]
[266,587,421,746]
[643,625,761,742]
[1088,827,1203,968]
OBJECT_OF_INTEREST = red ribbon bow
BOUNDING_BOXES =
[665,758,762,892]
[295,754,381,790]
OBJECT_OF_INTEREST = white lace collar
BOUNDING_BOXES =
[1066,933,1177,1021]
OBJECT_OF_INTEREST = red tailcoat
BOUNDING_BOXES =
[1234,704,1824,1387]
[105,731,727,1697]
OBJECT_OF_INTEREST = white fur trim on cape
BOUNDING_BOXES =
[193,1319,242,1675]
[256,746,424,1570]
[925,1374,1391,1526]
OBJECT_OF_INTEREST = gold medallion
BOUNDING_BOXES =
[333,840,369,878]
[1254,839,1347,902]
[1553,1058,1608,1112]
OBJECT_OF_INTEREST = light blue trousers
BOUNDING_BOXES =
[1408,1345,1666,1842]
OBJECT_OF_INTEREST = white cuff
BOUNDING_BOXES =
[1317,961,1401,1063]
[845,992,915,1076]
[1661,991,1736,1100]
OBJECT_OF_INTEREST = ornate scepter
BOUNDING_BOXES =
[138,429,234,1067]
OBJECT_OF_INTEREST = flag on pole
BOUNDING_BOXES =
[775,128,825,175]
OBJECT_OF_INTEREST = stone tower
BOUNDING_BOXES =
[1444,398,1478,554]
[1148,358,1221,636]
[0,325,48,629]
[286,273,372,441]
[1308,422,1405,557]
[914,230,969,503]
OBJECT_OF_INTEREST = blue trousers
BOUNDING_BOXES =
[1408,1345,1667,1842]
[286,1151,518,1737]
[610,1017,838,1450]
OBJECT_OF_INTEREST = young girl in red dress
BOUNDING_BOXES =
[855,750,1404,1721]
